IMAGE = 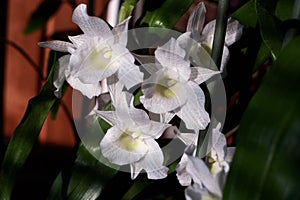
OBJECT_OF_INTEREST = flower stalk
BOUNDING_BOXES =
[211,0,230,69]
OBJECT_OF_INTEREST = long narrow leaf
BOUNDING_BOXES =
[0,53,59,199]
[255,0,283,60]
[67,143,117,200]
[224,36,300,200]
[232,0,257,28]
[140,0,194,28]
[47,173,64,200]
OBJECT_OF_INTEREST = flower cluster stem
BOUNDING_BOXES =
[196,0,230,157]
[211,0,230,69]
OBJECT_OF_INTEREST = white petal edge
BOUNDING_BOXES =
[200,19,216,47]
[100,126,148,165]
[118,61,143,90]
[220,46,230,74]
[189,67,219,85]
[131,139,168,179]
[186,156,222,198]
[65,67,102,99]
[187,2,206,41]
[155,38,191,81]
[53,55,69,98]
[112,16,131,46]
[176,82,210,130]
[72,4,112,38]
[38,41,74,53]
[225,18,243,46]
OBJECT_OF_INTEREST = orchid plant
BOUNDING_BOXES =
[1,0,300,199]
[38,1,237,193]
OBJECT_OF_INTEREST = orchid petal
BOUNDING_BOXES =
[107,77,132,115]
[198,122,223,158]
[176,145,196,186]
[131,139,168,179]
[160,112,176,123]
[112,17,131,45]
[189,67,219,84]
[143,121,170,139]
[72,4,112,38]
[65,67,102,99]
[95,110,118,126]
[176,82,209,130]
[224,18,243,46]
[200,20,215,49]
[118,60,143,90]
[53,55,69,98]
[177,32,193,51]
[68,34,87,48]
[177,34,217,70]
[141,69,189,113]
[100,126,148,165]
[185,184,219,200]
[213,133,227,162]
[220,46,230,73]
[38,41,74,53]
[176,152,192,186]
[225,147,236,163]
[69,39,121,84]
[155,38,191,81]
[177,132,198,146]
[140,62,161,76]
[187,2,206,41]
[186,156,222,198]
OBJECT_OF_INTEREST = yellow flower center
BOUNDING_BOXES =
[155,78,177,98]
[201,43,212,55]
[88,45,112,70]
[118,131,141,151]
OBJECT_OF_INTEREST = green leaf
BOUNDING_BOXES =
[66,114,116,200]
[67,143,117,200]
[253,42,271,71]
[140,0,194,28]
[118,0,139,23]
[122,178,154,200]
[47,173,64,200]
[231,0,257,28]
[276,0,295,20]
[255,0,283,60]
[0,52,59,199]
[223,36,300,200]
[24,0,62,34]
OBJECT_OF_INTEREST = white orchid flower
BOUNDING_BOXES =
[186,2,243,71]
[94,81,170,179]
[39,4,143,98]
[176,123,236,200]
[176,145,223,199]
[140,38,218,131]
[206,123,235,177]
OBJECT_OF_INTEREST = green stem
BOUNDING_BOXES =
[196,0,230,157]
[211,0,230,69]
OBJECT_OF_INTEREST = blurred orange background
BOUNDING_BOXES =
[2,0,110,148]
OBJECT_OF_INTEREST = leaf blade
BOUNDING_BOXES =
[0,53,59,199]
[224,36,300,200]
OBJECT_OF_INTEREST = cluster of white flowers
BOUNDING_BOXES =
[176,123,235,200]
[39,2,241,199]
